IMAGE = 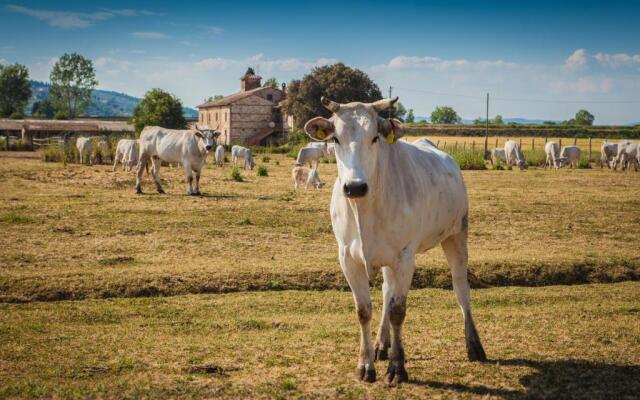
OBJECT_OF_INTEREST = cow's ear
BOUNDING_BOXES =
[304,117,334,141]
[194,131,204,139]
[378,118,404,144]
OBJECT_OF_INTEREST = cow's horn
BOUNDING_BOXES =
[372,97,399,113]
[321,97,340,113]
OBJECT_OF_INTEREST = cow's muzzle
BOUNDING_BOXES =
[343,182,368,198]
[205,145,213,151]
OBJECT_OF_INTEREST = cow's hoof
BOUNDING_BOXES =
[356,365,376,383]
[386,362,408,386]
[467,342,487,363]
[375,345,389,361]
[135,186,142,194]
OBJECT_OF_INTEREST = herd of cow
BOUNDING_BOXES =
[490,138,640,171]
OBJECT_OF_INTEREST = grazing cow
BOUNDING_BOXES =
[557,145,582,168]
[600,142,618,169]
[303,97,487,385]
[295,146,327,169]
[292,166,324,189]
[76,136,93,165]
[612,141,639,171]
[135,126,219,195]
[231,145,255,170]
[544,141,560,169]
[504,140,528,170]
[490,148,506,165]
[214,145,225,167]
[113,139,139,172]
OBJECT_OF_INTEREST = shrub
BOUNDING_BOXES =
[256,165,268,177]
[261,156,271,163]
[230,167,243,182]
[491,160,505,170]
[446,149,486,170]
[275,161,280,166]
[523,149,546,167]
[39,143,78,163]
[578,157,592,169]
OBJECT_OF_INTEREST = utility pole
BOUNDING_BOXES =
[484,92,489,159]
[388,86,393,119]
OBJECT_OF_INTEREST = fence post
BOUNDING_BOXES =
[443,141,447,150]
[454,141,458,151]
[436,140,440,148]
[532,138,535,151]
[494,137,498,148]
[573,137,578,145]
[519,138,523,147]
[559,138,562,148]
[544,137,548,144]
[463,142,466,151]
[472,141,475,151]
[588,137,592,161]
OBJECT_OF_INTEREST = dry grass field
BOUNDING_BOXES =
[1,151,639,398]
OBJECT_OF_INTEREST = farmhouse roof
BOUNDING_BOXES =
[197,86,281,109]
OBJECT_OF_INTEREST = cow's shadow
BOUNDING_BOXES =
[412,358,640,399]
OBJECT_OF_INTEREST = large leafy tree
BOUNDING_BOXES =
[430,106,461,124]
[49,53,98,119]
[405,109,415,123]
[262,77,278,88]
[131,88,186,134]
[573,109,595,126]
[286,63,383,128]
[31,99,54,118]
[0,63,31,118]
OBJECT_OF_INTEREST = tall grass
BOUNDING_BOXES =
[443,147,486,170]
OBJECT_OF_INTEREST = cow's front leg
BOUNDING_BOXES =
[374,268,391,361]
[384,252,415,385]
[183,162,194,195]
[193,166,202,195]
[340,249,376,382]
[151,157,165,194]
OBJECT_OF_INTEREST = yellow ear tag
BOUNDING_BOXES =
[386,131,395,144]
[316,128,326,139]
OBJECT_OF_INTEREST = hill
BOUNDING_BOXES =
[27,81,198,118]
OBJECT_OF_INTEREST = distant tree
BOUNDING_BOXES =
[388,101,407,121]
[573,109,595,126]
[286,63,382,128]
[31,99,54,118]
[0,63,31,118]
[493,114,504,125]
[405,108,415,123]
[214,94,224,100]
[543,120,557,125]
[473,117,484,125]
[263,77,278,88]
[131,88,186,134]
[430,106,461,124]
[49,53,97,119]
[203,94,224,103]
[244,67,256,76]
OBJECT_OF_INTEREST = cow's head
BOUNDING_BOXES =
[304,97,403,199]
[194,124,219,151]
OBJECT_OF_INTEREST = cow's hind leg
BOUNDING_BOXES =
[340,249,376,383]
[384,252,414,385]
[183,162,195,195]
[193,165,202,195]
[151,157,165,194]
[135,155,149,194]
[441,217,487,362]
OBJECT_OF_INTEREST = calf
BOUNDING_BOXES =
[295,146,326,169]
[113,139,139,172]
[600,142,618,169]
[76,136,93,165]
[214,145,225,167]
[558,145,581,168]
[292,166,324,189]
[136,125,219,195]
[231,145,255,170]
[544,141,560,169]
[491,148,506,165]
[303,97,486,385]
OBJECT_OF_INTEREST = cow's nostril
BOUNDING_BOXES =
[343,182,368,198]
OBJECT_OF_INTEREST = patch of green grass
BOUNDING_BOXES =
[256,165,268,177]
[446,149,487,170]
[230,167,243,182]
[0,214,34,224]
[261,156,271,163]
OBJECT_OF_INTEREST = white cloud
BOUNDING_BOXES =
[548,77,613,94]
[102,9,162,17]
[131,31,168,40]
[203,26,224,35]
[594,52,640,68]
[6,5,161,29]
[564,49,588,70]
[0,58,9,65]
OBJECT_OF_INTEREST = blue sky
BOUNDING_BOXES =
[1,0,639,124]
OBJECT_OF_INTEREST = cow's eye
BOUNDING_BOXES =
[372,136,379,144]
[333,137,340,145]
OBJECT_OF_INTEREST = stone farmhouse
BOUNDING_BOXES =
[197,70,290,146]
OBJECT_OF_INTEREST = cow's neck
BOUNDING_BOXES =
[196,139,207,157]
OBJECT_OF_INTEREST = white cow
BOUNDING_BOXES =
[600,142,618,169]
[558,145,582,168]
[292,166,324,190]
[135,126,219,195]
[295,146,326,169]
[307,141,336,156]
[214,145,225,167]
[231,145,255,170]
[544,141,560,169]
[76,136,93,165]
[612,141,639,171]
[413,138,437,148]
[113,139,139,172]
[303,97,486,385]
[504,140,528,170]
[491,148,506,165]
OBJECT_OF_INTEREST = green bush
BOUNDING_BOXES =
[256,165,268,177]
[230,167,243,182]
[491,160,505,170]
[578,156,592,169]
[446,149,486,170]
[39,143,79,163]
[523,149,546,167]
[261,156,271,163]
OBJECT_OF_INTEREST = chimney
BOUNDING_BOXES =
[240,72,262,92]
[281,82,287,97]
